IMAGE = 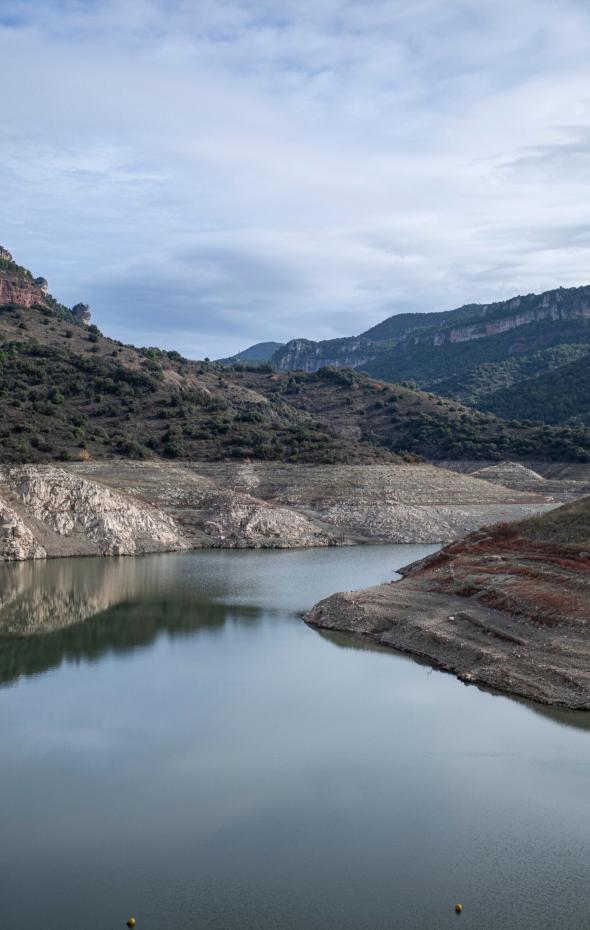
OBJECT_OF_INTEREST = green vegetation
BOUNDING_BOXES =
[364,319,590,387]
[478,353,590,426]
[242,367,590,462]
[3,252,590,465]
[0,306,398,465]
[266,285,590,426]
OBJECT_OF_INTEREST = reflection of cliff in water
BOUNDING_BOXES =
[0,555,263,688]
[0,555,224,636]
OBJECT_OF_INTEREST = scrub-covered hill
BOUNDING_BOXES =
[0,249,399,465]
[475,352,590,426]
[235,284,590,425]
[2,246,590,464]
[237,366,590,462]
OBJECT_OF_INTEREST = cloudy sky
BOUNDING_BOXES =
[2,0,590,358]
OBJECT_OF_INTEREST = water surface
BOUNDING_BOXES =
[1,545,590,930]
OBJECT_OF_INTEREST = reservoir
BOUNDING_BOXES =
[1,544,589,930]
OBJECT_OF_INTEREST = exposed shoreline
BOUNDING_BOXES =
[305,515,590,710]
[0,460,555,562]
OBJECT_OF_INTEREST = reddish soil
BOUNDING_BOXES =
[305,506,590,709]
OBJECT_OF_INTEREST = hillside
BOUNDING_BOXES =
[514,493,590,545]
[2,247,590,464]
[253,285,590,423]
[0,249,401,465]
[476,352,590,426]
[240,367,590,462]
[0,304,400,465]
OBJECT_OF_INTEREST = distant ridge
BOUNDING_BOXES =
[226,285,590,425]
[220,341,284,365]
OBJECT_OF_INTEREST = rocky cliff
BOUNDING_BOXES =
[0,460,556,562]
[0,465,189,559]
[272,287,590,373]
[0,248,90,321]
[0,276,48,309]
[274,337,373,372]
[0,494,46,561]
[419,288,590,348]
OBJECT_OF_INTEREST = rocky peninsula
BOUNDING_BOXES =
[305,496,590,709]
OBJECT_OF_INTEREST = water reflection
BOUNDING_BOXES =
[0,598,263,689]
[517,698,590,732]
[3,549,590,733]
[2,546,590,930]
[0,554,226,636]
[0,545,423,689]
[320,626,590,732]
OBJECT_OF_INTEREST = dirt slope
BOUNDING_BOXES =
[306,497,590,709]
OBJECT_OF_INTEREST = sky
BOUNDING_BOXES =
[2,0,590,359]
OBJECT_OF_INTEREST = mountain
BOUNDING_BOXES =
[0,249,399,466]
[256,285,590,424]
[220,341,284,364]
[2,246,590,464]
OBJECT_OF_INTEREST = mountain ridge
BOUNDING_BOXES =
[223,284,590,424]
[2,248,590,464]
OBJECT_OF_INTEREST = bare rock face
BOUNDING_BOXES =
[0,496,46,561]
[193,462,555,544]
[0,461,556,562]
[4,466,187,556]
[202,499,333,547]
[0,248,49,306]
[71,302,91,324]
[275,338,372,372]
[471,461,546,488]
[33,277,49,294]
[0,278,47,308]
[464,460,590,500]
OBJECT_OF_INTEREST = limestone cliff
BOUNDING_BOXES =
[0,466,188,558]
[269,285,590,390]
[0,461,557,562]
[0,495,46,561]
[274,337,373,372]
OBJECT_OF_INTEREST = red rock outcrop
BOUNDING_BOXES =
[0,277,47,308]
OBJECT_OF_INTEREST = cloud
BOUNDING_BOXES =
[2,0,590,357]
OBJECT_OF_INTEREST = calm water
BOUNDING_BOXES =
[1,545,590,930]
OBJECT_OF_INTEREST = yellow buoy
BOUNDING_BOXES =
[127,919,136,928]
[455,903,463,914]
